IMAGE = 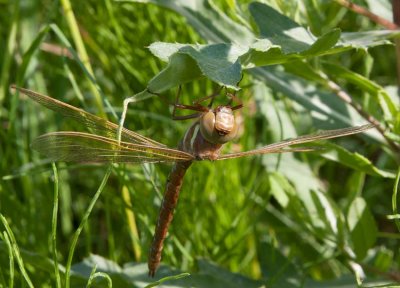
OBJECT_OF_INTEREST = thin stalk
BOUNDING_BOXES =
[0,0,19,111]
[65,167,112,288]
[121,185,142,260]
[392,168,400,232]
[3,232,14,288]
[0,215,34,288]
[393,0,400,87]
[333,0,398,29]
[326,79,400,154]
[51,163,62,288]
[58,1,141,266]
[59,0,106,118]
[116,92,153,259]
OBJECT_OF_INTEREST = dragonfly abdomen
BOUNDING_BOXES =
[148,160,192,277]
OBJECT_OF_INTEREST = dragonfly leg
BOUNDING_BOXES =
[226,92,243,110]
[192,86,224,108]
[146,88,173,107]
[147,87,206,120]
[225,74,243,110]
[172,85,209,120]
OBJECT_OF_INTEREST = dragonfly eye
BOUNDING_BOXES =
[199,107,238,144]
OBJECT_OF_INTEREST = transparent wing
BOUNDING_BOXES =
[11,85,164,147]
[218,124,374,160]
[31,132,194,163]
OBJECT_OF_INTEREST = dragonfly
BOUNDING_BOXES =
[11,85,374,277]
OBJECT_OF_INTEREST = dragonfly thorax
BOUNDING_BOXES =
[199,106,238,144]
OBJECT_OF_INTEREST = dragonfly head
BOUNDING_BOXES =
[199,106,238,144]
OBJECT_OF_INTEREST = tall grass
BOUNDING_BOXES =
[1,0,399,287]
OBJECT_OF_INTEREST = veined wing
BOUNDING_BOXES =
[31,132,194,163]
[218,124,374,160]
[11,85,164,147]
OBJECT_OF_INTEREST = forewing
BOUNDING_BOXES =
[12,85,164,147]
[31,132,194,164]
[218,124,374,160]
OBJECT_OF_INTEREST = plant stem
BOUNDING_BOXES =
[0,0,19,112]
[334,0,398,29]
[392,168,400,232]
[326,80,400,153]
[122,185,142,260]
[51,163,62,288]
[0,215,34,288]
[59,0,140,266]
[60,0,106,118]
[65,167,112,288]
[392,0,400,87]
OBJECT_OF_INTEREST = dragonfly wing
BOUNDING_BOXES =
[12,85,165,147]
[218,124,374,160]
[31,132,194,164]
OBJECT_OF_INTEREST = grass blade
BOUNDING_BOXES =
[0,215,34,288]
[65,166,112,288]
[51,163,62,288]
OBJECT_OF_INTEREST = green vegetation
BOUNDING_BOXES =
[1,0,400,287]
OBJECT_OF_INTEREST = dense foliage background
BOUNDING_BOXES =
[1,0,400,287]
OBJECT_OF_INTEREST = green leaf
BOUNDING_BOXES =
[339,30,400,50]
[147,53,203,93]
[119,0,254,45]
[70,255,263,288]
[320,142,395,178]
[249,2,340,55]
[372,247,394,272]
[257,240,300,287]
[310,190,341,236]
[137,1,400,91]
[148,42,244,89]
[268,172,292,208]
[249,2,317,52]
[347,197,378,260]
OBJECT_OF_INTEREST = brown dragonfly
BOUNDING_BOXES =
[11,85,374,277]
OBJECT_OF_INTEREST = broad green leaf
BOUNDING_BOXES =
[305,274,390,287]
[119,0,254,45]
[147,53,203,93]
[347,197,378,260]
[248,2,340,55]
[257,240,300,288]
[339,30,400,50]
[136,1,400,92]
[249,2,319,52]
[320,142,395,178]
[70,255,263,288]
[196,260,263,288]
[148,42,244,89]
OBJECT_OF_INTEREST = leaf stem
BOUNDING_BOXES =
[325,79,400,154]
